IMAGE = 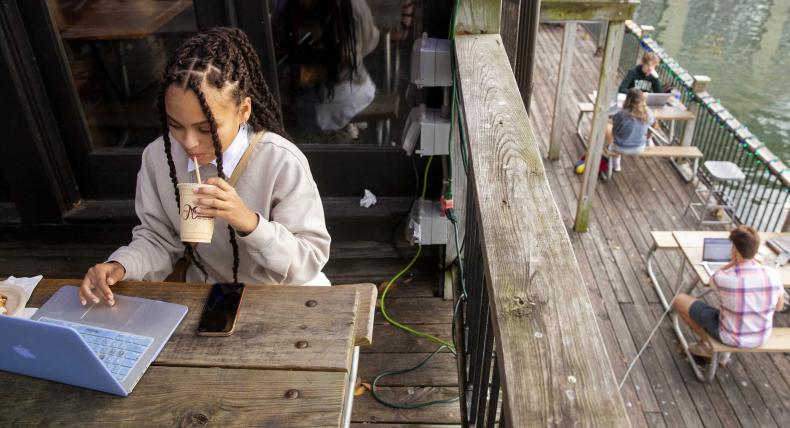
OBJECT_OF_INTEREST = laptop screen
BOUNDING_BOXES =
[702,237,732,262]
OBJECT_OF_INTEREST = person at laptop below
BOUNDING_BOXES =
[78,28,332,306]
[674,226,785,365]
[618,51,663,94]
[604,88,655,172]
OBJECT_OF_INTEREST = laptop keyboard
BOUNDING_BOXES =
[38,317,154,382]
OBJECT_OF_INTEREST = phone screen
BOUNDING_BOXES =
[197,283,245,335]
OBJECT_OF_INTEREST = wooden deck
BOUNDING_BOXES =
[531,23,790,428]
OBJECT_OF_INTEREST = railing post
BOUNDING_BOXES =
[691,75,710,94]
[574,20,625,232]
[637,24,655,63]
[548,21,576,161]
[682,75,711,149]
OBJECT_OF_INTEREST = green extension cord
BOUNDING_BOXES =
[370,0,466,409]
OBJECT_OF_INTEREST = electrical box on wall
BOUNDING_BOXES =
[401,104,451,156]
[406,198,448,245]
[411,33,452,88]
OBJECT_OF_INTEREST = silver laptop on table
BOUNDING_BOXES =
[0,285,187,396]
[701,237,732,276]
[646,92,672,107]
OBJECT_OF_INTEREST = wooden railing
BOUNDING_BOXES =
[451,33,630,427]
[587,21,790,231]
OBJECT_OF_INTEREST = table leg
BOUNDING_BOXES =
[341,346,360,428]
[576,110,588,148]
[646,242,672,311]
[669,273,718,382]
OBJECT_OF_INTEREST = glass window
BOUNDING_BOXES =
[271,0,420,145]
[47,0,198,148]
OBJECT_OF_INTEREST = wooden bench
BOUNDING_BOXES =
[602,144,703,182]
[575,101,595,142]
[685,328,790,383]
[711,328,790,353]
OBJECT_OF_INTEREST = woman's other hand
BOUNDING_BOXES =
[80,262,125,306]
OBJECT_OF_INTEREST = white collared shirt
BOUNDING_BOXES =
[186,123,249,178]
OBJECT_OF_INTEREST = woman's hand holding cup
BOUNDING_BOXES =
[194,177,259,234]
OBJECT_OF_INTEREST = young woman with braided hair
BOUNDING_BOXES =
[79,28,331,306]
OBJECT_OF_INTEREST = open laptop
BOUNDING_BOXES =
[0,285,187,396]
[646,92,672,107]
[701,237,732,276]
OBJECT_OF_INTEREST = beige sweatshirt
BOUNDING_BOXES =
[108,131,331,285]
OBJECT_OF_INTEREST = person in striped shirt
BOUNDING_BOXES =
[674,226,785,364]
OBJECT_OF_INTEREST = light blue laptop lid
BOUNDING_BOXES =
[0,315,127,396]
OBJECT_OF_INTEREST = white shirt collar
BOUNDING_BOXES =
[186,123,249,178]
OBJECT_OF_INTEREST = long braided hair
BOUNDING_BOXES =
[284,0,358,99]
[156,27,285,283]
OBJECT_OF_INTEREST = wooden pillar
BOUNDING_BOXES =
[455,0,502,34]
[595,21,606,56]
[548,21,576,160]
[574,21,625,232]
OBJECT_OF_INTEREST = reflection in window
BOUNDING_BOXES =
[47,0,197,148]
[273,0,418,145]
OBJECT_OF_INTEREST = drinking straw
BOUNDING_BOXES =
[193,157,202,184]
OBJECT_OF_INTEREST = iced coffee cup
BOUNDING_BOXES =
[177,183,216,243]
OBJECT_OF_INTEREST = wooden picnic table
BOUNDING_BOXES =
[586,92,697,149]
[52,0,193,41]
[587,92,696,122]
[646,231,790,382]
[0,278,376,427]
[672,231,790,288]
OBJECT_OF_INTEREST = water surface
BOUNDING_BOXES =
[636,0,790,162]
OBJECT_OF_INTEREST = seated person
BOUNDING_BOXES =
[619,51,662,94]
[275,0,380,137]
[606,88,655,172]
[674,226,785,366]
[79,28,332,306]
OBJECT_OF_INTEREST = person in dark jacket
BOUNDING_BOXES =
[619,51,662,94]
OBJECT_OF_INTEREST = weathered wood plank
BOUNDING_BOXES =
[0,367,346,427]
[335,283,378,346]
[358,353,458,387]
[30,279,358,373]
[363,324,455,354]
[540,0,638,22]
[455,0,502,34]
[455,34,628,426]
[375,297,454,325]
[351,386,461,424]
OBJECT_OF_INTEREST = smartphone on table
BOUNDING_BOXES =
[197,283,245,336]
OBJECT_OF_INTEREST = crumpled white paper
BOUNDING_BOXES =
[2,275,43,298]
[359,189,377,208]
[1,275,43,318]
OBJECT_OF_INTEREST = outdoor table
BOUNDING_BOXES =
[54,0,193,41]
[579,92,698,180]
[645,231,790,381]
[0,279,376,427]
[586,92,697,145]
